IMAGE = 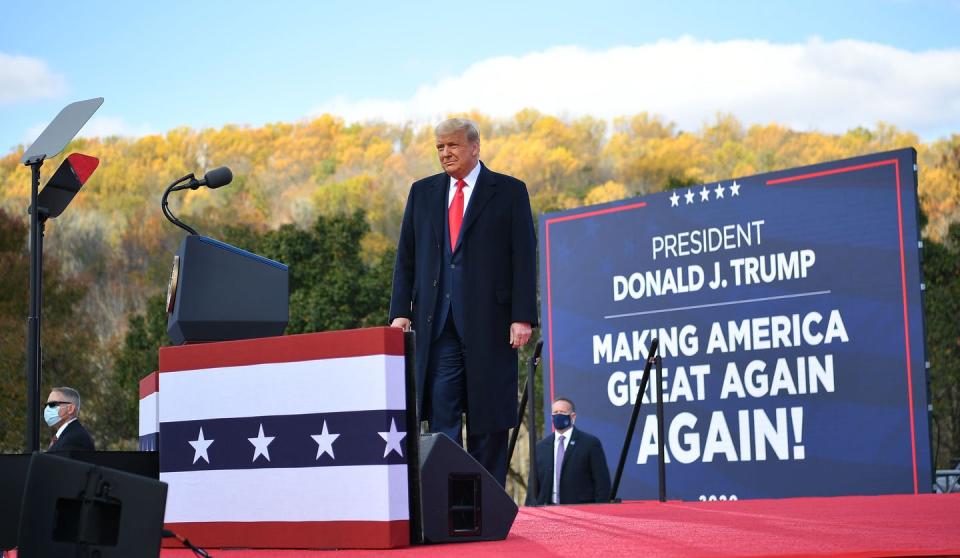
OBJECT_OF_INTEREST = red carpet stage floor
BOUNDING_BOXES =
[152,493,960,558]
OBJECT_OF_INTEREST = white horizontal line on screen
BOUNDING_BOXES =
[603,290,833,320]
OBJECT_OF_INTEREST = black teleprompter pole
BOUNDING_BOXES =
[25,159,44,452]
[655,352,667,503]
[609,339,659,502]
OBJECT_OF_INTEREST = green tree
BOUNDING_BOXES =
[102,293,169,448]
[924,221,960,468]
[258,210,393,333]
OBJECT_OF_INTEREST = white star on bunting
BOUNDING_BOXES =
[684,189,695,204]
[730,180,741,196]
[699,186,711,202]
[379,418,407,458]
[714,183,725,198]
[248,423,275,462]
[189,427,214,464]
[669,191,680,207]
[311,420,340,460]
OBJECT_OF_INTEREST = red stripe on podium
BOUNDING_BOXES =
[162,520,410,549]
[159,327,405,373]
[139,371,159,398]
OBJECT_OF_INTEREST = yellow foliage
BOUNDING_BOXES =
[584,181,629,206]
[0,113,955,262]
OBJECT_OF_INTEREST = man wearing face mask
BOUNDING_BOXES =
[526,397,611,506]
[45,387,95,452]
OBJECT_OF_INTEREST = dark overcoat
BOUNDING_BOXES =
[389,163,538,434]
[48,420,96,452]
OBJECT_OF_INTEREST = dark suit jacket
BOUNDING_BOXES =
[389,162,538,434]
[526,427,611,505]
[48,420,95,452]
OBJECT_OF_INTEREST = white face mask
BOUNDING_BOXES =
[44,405,61,427]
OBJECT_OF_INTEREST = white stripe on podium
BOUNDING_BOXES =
[161,464,410,522]
[159,355,406,423]
[139,392,159,436]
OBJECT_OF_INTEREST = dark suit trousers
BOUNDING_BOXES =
[426,317,509,486]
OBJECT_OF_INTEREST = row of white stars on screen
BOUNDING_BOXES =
[186,418,407,464]
[670,181,741,207]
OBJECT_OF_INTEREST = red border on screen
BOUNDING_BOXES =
[766,158,917,494]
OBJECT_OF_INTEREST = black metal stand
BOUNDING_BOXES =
[25,159,44,453]
[507,381,527,465]
[402,330,424,545]
[508,340,542,466]
[655,354,666,502]
[19,97,103,454]
[524,340,542,505]
[610,339,667,502]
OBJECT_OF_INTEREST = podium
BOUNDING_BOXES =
[150,327,412,549]
[165,235,289,345]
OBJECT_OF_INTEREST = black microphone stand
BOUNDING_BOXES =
[609,339,667,503]
[161,174,200,236]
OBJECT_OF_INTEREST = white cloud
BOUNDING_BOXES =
[0,53,66,104]
[310,37,960,139]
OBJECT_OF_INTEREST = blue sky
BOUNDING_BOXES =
[2,0,959,154]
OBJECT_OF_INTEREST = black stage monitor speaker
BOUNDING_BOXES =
[0,453,31,550]
[57,450,160,480]
[17,453,167,558]
[417,433,518,543]
[166,235,289,345]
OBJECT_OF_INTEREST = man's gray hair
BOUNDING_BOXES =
[53,386,81,413]
[435,118,480,143]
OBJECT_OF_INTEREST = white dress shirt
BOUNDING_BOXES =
[447,161,481,210]
[553,427,574,504]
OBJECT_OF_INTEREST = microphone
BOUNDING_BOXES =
[173,166,233,192]
[162,166,233,235]
[193,166,232,189]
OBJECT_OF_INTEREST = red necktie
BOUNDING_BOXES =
[449,179,466,251]
[49,434,58,449]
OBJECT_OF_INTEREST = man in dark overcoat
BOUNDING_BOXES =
[390,118,538,485]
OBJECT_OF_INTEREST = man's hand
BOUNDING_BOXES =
[391,317,412,332]
[509,322,532,349]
